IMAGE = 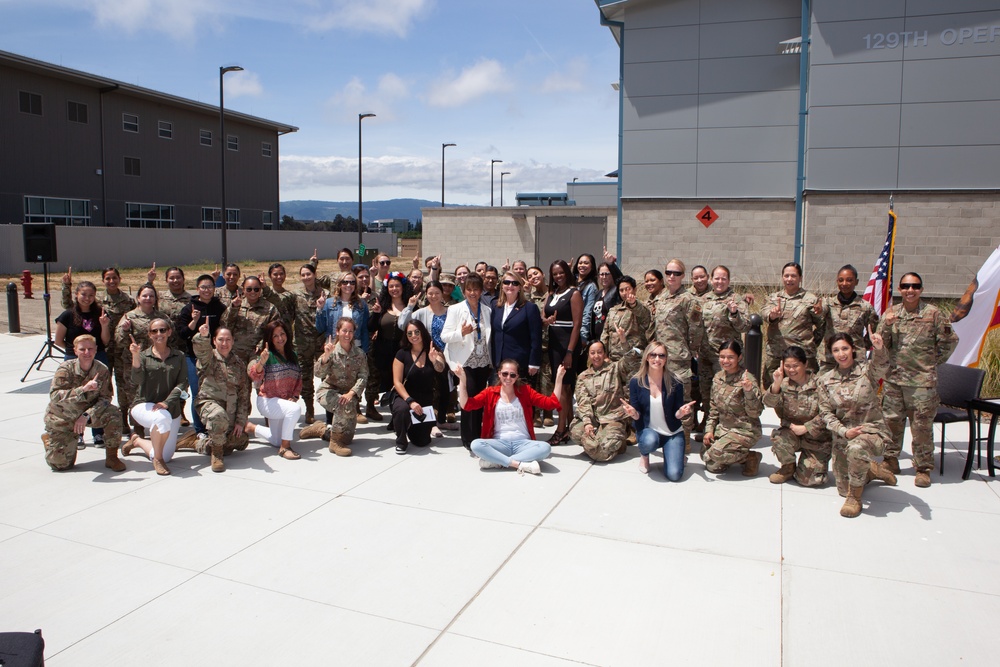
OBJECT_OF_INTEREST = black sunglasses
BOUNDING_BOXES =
[150,327,169,334]
[379,260,392,266]
[502,279,520,286]
[244,286,262,292]
[900,283,922,290]
[499,371,518,378]
[664,270,683,277]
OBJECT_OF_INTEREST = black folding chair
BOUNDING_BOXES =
[934,363,986,475]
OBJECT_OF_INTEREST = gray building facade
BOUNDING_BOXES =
[1,50,296,231]
[598,0,1000,296]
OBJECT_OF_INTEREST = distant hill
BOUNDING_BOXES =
[280,199,469,223]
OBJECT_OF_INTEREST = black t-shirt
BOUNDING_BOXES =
[56,308,105,353]
[394,348,438,406]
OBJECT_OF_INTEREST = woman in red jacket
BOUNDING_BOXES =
[456,359,566,475]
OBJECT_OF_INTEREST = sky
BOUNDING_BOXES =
[2,0,622,205]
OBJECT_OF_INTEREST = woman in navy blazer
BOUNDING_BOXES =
[622,341,696,481]
[491,271,542,379]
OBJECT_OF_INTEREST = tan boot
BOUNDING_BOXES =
[175,430,199,451]
[742,450,762,477]
[914,471,931,488]
[300,421,327,440]
[210,445,225,473]
[883,456,900,474]
[769,462,795,484]
[152,458,170,476]
[356,410,369,425]
[304,404,315,425]
[365,405,383,422]
[869,461,897,486]
[840,485,864,518]
[104,446,126,472]
[836,475,848,497]
[329,432,352,457]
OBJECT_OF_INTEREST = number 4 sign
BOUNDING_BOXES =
[697,206,719,228]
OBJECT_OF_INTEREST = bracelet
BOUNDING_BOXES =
[404,396,414,405]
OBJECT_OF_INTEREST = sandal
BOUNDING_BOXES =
[122,433,140,457]
[547,430,568,445]
[278,448,301,460]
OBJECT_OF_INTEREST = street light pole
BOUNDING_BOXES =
[441,143,456,207]
[491,159,502,206]
[358,113,376,256]
[219,64,243,267]
[500,172,510,206]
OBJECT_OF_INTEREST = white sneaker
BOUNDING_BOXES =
[479,458,504,470]
[517,460,541,475]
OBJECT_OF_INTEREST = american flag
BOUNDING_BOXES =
[862,210,897,316]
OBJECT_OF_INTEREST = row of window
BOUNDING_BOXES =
[18,91,274,156]
[23,196,273,229]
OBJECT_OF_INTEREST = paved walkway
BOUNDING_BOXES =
[1,332,997,666]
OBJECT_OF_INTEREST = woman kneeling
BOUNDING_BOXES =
[193,323,250,472]
[246,322,302,460]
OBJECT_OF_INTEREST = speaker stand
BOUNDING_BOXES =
[21,262,65,382]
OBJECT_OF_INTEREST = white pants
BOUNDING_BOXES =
[130,403,181,462]
[254,396,302,447]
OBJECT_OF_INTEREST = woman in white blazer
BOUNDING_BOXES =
[441,273,493,450]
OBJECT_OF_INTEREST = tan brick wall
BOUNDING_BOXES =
[620,199,796,285]
[803,193,1000,298]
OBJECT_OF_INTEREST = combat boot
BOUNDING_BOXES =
[840,485,864,518]
[356,409,368,424]
[914,471,931,488]
[868,461,897,486]
[365,404,383,422]
[299,421,327,440]
[769,463,795,484]
[175,430,199,451]
[104,446,126,472]
[210,445,225,473]
[304,404,315,425]
[329,432,352,457]
[883,456,900,475]
[742,450,762,477]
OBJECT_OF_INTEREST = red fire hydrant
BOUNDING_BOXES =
[21,270,33,299]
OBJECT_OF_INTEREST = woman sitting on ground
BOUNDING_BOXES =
[246,321,303,460]
[457,360,566,476]
[702,339,764,477]
[390,320,447,454]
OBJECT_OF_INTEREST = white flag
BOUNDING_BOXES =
[948,245,1000,367]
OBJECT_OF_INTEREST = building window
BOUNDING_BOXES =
[122,113,139,133]
[24,196,91,226]
[158,121,173,139]
[202,207,240,229]
[261,142,272,158]
[124,157,141,177]
[19,91,42,116]
[200,129,212,147]
[262,211,273,230]
[67,101,88,124]
[227,134,239,151]
[126,202,174,229]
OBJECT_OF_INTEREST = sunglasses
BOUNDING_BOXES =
[900,283,922,290]
[598,272,612,277]
[499,371,518,379]
[244,286,262,292]
[341,280,357,285]
[406,330,422,338]
[198,284,214,290]
[664,270,684,277]
[502,279,520,286]
[648,352,667,359]
[150,327,169,334]
[379,260,392,266]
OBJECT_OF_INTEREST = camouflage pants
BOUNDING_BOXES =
[108,345,130,426]
[882,383,938,472]
[317,387,360,442]
[569,418,627,462]
[295,333,323,410]
[197,399,248,453]
[832,430,888,489]
[697,353,717,421]
[704,428,760,473]
[43,401,123,471]
[763,353,818,391]
[770,428,831,487]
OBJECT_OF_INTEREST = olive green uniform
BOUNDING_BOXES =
[817,294,878,373]
[314,343,369,442]
[569,351,638,461]
[763,288,824,389]
[43,359,122,470]
[193,334,250,454]
[762,372,832,486]
[704,369,763,472]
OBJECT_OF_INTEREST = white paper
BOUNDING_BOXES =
[411,405,436,424]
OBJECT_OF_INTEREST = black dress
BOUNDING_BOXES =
[544,287,579,382]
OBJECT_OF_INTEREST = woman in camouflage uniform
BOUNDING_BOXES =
[192,324,250,473]
[762,346,832,487]
[601,276,653,378]
[698,266,751,426]
[307,318,369,456]
[292,263,328,424]
[815,265,878,373]
[763,262,824,389]
[222,275,280,368]
[818,331,898,518]
[703,339,764,477]
[115,284,166,433]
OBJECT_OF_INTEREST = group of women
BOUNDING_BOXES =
[46,253,958,515]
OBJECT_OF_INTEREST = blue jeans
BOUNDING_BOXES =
[471,438,551,467]
[638,428,685,481]
[186,356,204,433]
[65,350,110,438]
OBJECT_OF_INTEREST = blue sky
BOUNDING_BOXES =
[3,0,621,205]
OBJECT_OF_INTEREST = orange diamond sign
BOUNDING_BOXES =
[697,206,718,227]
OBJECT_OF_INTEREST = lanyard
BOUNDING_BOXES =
[467,301,481,340]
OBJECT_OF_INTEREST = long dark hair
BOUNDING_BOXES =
[401,319,431,352]
[72,280,99,327]
[378,273,414,312]
[548,259,577,292]
[573,253,598,288]
[263,321,297,365]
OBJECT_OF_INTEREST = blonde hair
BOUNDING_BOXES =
[665,259,686,274]
[634,341,680,391]
[500,271,527,307]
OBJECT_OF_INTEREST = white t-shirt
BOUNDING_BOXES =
[494,396,530,441]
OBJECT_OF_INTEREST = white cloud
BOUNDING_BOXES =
[84,0,210,37]
[326,73,409,121]
[308,0,432,38]
[426,59,513,108]
[224,70,263,98]
[539,57,589,94]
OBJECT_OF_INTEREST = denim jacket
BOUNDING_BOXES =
[316,298,370,353]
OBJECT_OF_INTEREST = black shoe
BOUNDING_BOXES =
[77,434,86,450]
[92,434,105,449]
[395,443,408,455]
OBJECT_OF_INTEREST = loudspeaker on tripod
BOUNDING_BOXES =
[23,223,57,263]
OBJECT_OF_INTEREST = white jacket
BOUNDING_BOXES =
[440,300,492,371]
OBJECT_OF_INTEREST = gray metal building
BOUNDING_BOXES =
[597,0,1000,296]
[0,50,297,231]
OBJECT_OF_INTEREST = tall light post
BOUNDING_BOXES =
[441,143,456,207]
[500,171,511,206]
[358,113,376,255]
[490,158,503,206]
[219,64,243,267]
